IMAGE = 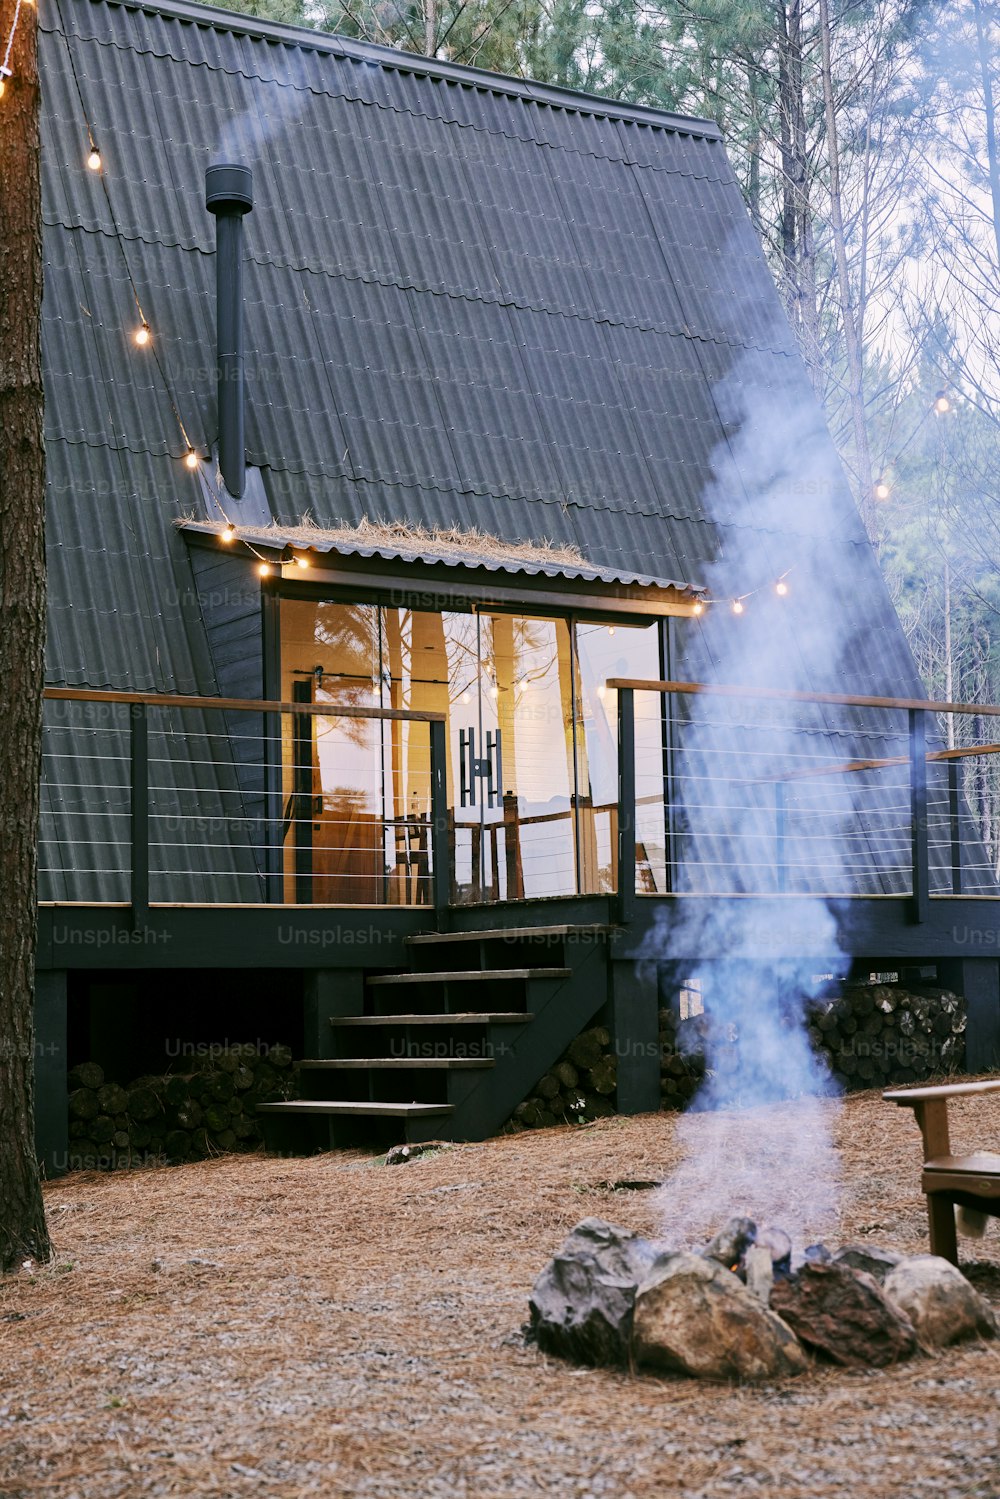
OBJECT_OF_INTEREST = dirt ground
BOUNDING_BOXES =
[1,1088,998,1499]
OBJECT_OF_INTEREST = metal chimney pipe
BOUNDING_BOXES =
[205,162,253,498]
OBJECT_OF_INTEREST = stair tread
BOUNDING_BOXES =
[256,1100,454,1117]
[332,1012,533,1026]
[368,967,571,986]
[300,1058,494,1070]
[408,924,611,946]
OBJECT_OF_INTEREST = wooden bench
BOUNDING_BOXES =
[883,1079,1000,1265]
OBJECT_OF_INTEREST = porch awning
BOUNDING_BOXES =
[177,518,704,597]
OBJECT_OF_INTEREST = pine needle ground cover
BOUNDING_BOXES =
[1,1089,998,1498]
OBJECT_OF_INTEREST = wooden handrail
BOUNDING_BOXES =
[607,677,1000,718]
[43,686,445,723]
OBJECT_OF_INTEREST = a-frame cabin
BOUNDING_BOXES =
[33,0,1000,1169]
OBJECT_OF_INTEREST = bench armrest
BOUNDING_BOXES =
[883,1078,1000,1107]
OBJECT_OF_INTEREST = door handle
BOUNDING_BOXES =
[459,727,476,809]
[485,729,503,809]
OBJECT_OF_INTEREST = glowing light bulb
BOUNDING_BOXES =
[183,450,199,470]
[692,600,704,616]
[935,393,951,414]
[875,481,890,501]
[489,684,499,699]
[258,562,271,578]
[775,579,788,597]
[608,626,616,637]
[134,323,150,347]
[732,599,744,615]
[220,525,236,543]
[87,148,102,171]
[293,555,310,569]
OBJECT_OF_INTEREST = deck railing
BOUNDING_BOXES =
[40,688,449,919]
[611,679,1000,923]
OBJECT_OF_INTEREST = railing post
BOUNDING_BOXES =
[774,781,787,894]
[909,708,929,923]
[948,759,963,895]
[617,686,636,927]
[429,718,450,931]
[130,702,149,928]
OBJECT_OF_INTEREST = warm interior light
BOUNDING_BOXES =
[775,579,789,597]
[875,481,891,500]
[935,393,951,414]
[732,599,744,615]
[258,562,271,578]
[183,450,199,469]
[220,525,236,543]
[87,148,102,171]
[134,324,150,347]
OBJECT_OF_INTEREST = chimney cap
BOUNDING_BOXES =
[206,162,253,215]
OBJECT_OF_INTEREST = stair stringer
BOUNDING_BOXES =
[443,936,611,1141]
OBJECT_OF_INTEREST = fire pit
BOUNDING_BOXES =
[527,1217,997,1381]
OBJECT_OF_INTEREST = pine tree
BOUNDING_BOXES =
[0,0,51,1271]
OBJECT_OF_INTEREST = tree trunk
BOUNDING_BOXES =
[973,0,1000,268]
[818,0,875,538]
[0,0,50,1270]
[776,0,822,388]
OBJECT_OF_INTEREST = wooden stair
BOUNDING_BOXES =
[257,921,613,1152]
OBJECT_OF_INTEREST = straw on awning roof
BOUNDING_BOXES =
[177,517,704,595]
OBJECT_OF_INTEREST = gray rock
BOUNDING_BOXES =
[883,1255,999,1348]
[701,1217,757,1270]
[528,1218,665,1367]
[632,1253,808,1381]
[771,1260,917,1368]
[743,1244,775,1306]
[832,1243,902,1283]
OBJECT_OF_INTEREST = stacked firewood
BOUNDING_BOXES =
[807,985,966,1088]
[657,1008,706,1110]
[504,1027,618,1132]
[66,1044,299,1169]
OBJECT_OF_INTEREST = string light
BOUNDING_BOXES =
[692,600,704,616]
[292,555,310,569]
[220,526,236,543]
[731,599,744,615]
[875,480,891,501]
[134,323,151,347]
[258,562,272,578]
[934,392,951,415]
[775,579,789,597]
[183,450,200,470]
[86,147,102,171]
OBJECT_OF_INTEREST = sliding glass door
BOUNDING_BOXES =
[278,594,663,905]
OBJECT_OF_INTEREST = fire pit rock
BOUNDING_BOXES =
[632,1254,809,1382]
[831,1243,902,1284]
[527,1217,666,1367]
[770,1259,918,1368]
[882,1255,999,1348]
